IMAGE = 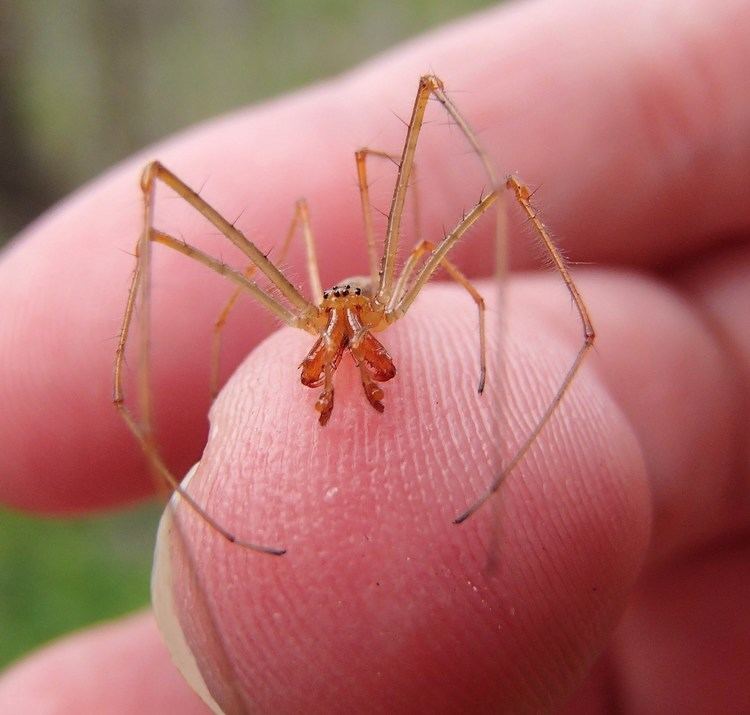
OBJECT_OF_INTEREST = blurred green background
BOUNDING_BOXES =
[0,0,496,670]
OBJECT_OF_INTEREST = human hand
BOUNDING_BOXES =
[1,0,748,711]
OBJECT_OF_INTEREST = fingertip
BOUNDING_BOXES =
[0,612,207,714]
[156,281,650,711]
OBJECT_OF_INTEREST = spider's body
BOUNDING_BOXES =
[300,279,396,424]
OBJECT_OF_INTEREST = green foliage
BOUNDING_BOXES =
[0,503,160,668]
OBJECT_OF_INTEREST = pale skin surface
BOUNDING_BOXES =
[0,0,749,711]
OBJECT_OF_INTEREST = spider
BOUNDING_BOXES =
[114,75,594,556]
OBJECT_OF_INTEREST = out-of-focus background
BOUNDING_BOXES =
[0,0,497,669]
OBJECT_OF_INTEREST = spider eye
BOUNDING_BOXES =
[355,288,361,295]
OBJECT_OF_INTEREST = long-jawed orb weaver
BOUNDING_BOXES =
[113,75,594,556]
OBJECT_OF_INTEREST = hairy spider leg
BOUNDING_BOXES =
[374,75,503,310]
[210,198,322,398]
[393,239,487,393]
[453,176,596,523]
[113,162,325,554]
[355,148,423,288]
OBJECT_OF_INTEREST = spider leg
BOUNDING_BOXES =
[210,263,257,400]
[355,148,422,288]
[210,198,323,398]
[453,176,596,523]
[151,231,300,325]
[390,190,498,317]
[425,78,508,291]
[140,161,317,317]
[374,76,438,307]
[393,239,487,393]
[427,81,497,186]
[375,75,505,309]
[295,198,324,304]
[114,402,286,554]
[113,168,317,555]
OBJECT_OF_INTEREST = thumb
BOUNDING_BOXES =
[152,279,648,713]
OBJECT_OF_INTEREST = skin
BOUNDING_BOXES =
[1,0,749,711]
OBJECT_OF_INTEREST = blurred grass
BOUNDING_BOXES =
[1,0,496,241]
[0,502,161,668]
[0,0,497,672]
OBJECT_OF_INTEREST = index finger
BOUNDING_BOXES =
[1,0,747,512]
